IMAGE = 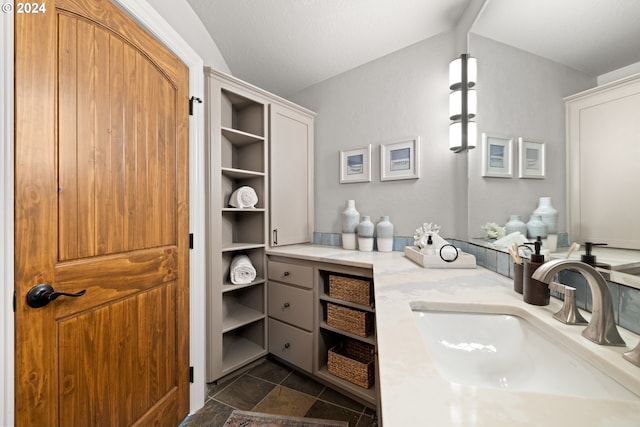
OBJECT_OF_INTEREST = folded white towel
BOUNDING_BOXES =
[229,254,257,285]
[229,186,258,209]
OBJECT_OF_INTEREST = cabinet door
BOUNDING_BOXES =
[567,76,640,249]
[270,104,314,246]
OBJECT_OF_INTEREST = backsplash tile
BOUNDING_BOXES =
[620,285,640,334]
[310,233,640,335]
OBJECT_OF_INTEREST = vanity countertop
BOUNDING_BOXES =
[266,244,640,426]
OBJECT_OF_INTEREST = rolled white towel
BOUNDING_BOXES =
[229,186,258,208]
[229,254,257,285]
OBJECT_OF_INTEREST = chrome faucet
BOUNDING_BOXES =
[532,259,625,346]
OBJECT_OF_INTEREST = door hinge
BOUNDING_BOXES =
[189,233,194,249]
[189,96,202,116]
[189,366,194,383]
[13,290,16,312]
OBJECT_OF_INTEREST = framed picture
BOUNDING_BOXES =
[339,145,371,183]
[481,133,513,178]
[380,137,420,181]
[518,138,545,179]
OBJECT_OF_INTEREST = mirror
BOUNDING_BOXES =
[467,0,640,289]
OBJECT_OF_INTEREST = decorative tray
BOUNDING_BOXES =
[403,246,476,269]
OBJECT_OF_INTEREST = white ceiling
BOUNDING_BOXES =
[471,0,640,77]
[187,0,640,97]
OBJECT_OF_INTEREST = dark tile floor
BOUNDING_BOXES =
[181,358,377,427]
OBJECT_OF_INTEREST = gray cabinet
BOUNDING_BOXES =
[566,74,640,249]
[270,104,314,246]
[205,69,269,382]
[205,68,314,382]
[266,255,378,409]
[267,259,314,372]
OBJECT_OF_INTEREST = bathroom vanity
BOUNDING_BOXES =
[267,244,640,426]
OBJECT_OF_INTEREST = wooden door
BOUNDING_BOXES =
[14,1,190,426]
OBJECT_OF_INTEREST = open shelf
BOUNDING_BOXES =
[319,294,375,313]
[222,278,266,293]
[222,320,268,375]
[222,284,265,332]
[316,366,376,406]
[319,321,376,346]
[316,269,377,408]
[207,72,269,382]
[221,126,264,145]
[221,89,264,137]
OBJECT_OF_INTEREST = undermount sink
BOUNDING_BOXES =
[410,302,639,401]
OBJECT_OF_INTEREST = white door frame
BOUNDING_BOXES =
[0,1,207,424]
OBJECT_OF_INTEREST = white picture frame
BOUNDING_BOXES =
[339,145,371,183]
[518,137,545,179]
[380,136,420,181]
[481,133,513,178]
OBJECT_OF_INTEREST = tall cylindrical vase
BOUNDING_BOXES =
[357,216,374,252]
[533,197,558,234]
[376,216,394,252]
[341,200,359,250]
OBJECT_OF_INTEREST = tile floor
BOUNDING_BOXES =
[181,358,377,427]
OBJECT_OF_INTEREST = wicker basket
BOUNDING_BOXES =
[329,275,372,306]
[327,303,373,337]
[328,339,375,389]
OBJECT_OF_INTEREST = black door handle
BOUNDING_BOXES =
[26,284,86,308]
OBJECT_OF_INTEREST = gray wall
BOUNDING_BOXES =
[292,32,596,241]
[291,32,469,239]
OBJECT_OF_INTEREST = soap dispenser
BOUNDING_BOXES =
[581,242,609,268]
[523,237,550,306]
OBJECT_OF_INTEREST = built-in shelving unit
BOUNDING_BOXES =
[206,71,269,382]
[316,269,377,406]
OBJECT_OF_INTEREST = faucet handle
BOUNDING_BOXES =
[623,341,640,367]
[549,281,588,325]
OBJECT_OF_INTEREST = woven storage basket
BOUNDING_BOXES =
[328,339,375,389]
[329,275,372,306]
[327,303,373,337]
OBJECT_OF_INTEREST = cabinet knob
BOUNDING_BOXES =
[283,271,290,277]
[283,302,290,308]
[284,342,290,349]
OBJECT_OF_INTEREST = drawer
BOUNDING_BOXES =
[268,281,313,331]
[267,260,313,289]
[268,318,313,373]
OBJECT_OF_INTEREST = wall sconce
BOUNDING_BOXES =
[449,53,477,152]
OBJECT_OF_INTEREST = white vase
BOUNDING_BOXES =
[533,197,558,234]
[376,216,394,252]
[341,200,359,250]
[505,215,527,236]
[357,216,374,252]
[527,214,547,239]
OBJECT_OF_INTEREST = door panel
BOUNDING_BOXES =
[15,1,190,426]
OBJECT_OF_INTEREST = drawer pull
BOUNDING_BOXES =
[283,302,290,308]
[283,271,290,277]
[284,342,291,349]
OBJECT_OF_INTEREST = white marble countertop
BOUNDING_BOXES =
[266,244,640,426]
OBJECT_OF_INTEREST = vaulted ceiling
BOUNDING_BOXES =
[187,0,640,97]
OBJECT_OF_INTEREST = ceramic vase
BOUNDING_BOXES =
[505,215,527,236]
[526,214,547,239]
[341,200,359,250]
[533,197,558,234]
[357,216,374,252]
[376,216,394,252]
